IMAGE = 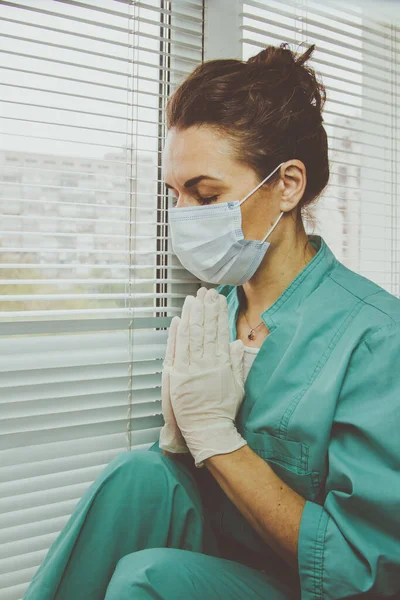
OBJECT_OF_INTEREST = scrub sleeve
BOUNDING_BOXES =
[22,439,299,600]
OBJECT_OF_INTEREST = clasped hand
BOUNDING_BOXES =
[159,287,248,468]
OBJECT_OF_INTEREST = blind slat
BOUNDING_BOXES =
[0,48,195,79]
[243,0,398,35]
[0,15,203,51]
[241,28,394,72]
[1,415,165,452]
[0,32,201,66]
[0,307,184,319]
[0,0,203,24]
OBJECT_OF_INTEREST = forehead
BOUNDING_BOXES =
[162,126,235,182]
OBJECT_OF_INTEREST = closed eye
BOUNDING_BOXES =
[197,194,219,205]
[171,194,219,208]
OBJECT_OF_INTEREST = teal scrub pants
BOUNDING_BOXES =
[23,442,300,600]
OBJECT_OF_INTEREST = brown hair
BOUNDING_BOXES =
[166,42,329,218]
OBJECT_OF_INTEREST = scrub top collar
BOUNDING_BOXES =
[229,235,338,336]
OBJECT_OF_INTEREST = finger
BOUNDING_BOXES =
[229,338,245,383]
[160,368,187,453]
[203,288,219,361]
[175,296,194,367]
[180,294,194,328]
[189,297,204,363]
[196,286,208,302]
[216,294,230,360]
[164,316,180,368]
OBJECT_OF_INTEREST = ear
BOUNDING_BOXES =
[278,160,307,214]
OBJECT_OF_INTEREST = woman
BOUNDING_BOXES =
[23,43,400,600]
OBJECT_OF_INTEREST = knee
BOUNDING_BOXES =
[117,547,202,578]
[104,548,193,599]
[101,448,197,503]
[118,547,183,570]
[104,447,171,484]
[104,448,167,488]
[109,447,196,488]
[110,447,162,468]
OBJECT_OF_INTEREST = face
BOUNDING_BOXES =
[163,125,281,240]
[162,125,305,240]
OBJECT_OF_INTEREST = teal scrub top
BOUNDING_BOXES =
[216,234,400,599]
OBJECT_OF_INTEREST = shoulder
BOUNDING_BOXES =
[335,270,400,401]
[328,261,400,335]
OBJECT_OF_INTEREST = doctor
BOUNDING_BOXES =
[154,42,400,599]
[23,43,400,600]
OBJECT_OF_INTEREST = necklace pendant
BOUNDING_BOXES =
[248,330,255,340]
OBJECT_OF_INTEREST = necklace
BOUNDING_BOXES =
[243,311,264,341]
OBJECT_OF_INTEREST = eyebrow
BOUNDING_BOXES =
[164,175,223,191]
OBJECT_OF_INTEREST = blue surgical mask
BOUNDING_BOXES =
[168,162,285,286]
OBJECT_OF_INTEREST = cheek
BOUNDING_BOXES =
[176,195,201,208]
[240,202,268,239]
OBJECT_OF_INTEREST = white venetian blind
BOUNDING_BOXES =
[0,1,204,598]
[241,0,399,297]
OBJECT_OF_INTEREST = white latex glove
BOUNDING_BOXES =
[159,287,208,455]
[159,316,189,454]
[169,287,248,468]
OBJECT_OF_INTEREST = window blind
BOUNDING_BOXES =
[241,0,399,298]
[0,1,204,598]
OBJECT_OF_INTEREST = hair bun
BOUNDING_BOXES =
[246,42,315,69]
[247,42,325,113]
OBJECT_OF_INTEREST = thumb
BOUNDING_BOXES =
[229,338,244,382]
[164,316,180,368]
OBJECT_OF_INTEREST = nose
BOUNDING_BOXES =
[172,195,195,209]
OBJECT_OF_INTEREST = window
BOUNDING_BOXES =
[239,0,399,297]
[2,2,398,597]
[0,1,203,597]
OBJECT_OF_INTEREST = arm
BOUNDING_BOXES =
[205,444,306,572]
[298,322,400,599]
[207,322,400,599]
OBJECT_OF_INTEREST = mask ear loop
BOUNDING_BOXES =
[261,210,284,243]
[238,161,286,243]
[239,162,285,207]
